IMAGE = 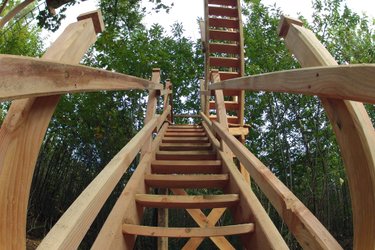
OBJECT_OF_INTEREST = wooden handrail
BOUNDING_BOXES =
[211,120,342,249]
[209,64,375,104]
[279,15,375,250]
[0,55,163,102]
[37,106,171,249]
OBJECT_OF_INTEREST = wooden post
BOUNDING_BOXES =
[163,80,173,123]
[0,10,103,249]
[279,15,375,249]
[141,68,160,157]
[199,78,205,113]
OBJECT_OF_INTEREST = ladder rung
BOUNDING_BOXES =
[209,57,240,68]
[208,6,238,17]
[162,137,209,143]
[135,194,239,208]
[164,132,206,137]
[144,174,229,188]
[209,100,240,110]
[156,150,217,160]
[122,223,254,237]
[209,29,240,41]
[159,143,212,151]
[208,0,237,7]
[209,43,240,54]
[151,160,222,174]
[209,17,239,29]
[209,115,239,124]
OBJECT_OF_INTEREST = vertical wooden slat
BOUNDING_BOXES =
[0,11,103,250]
[279,15,374,249]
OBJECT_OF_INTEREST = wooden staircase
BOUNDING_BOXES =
[122,124,255,248]
[204,0,245,128]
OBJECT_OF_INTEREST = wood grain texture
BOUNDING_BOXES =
[209,64,375,104]
[144,174,228,188]
[0,15,100,250]
[91,123,169,250]
[213,120,342,249]
[122,224,254,237]
[0,55,163,101]
[280,16,375,250]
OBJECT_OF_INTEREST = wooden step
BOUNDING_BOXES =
[162,137,209,143]
[208,0,237,7]
[164,132,206,137]
[219,71,241,80]
[135,194,239,208]
[209,115,239,124]
[209,43,240,54]
[144,174,229,188]
[209,29,240,41]
[209,17,239,29]
[159,143,212,151]
[156,150,217,160]
[122,223,254,237]
[151,160,222,174]
[208,6,238,17]
[169,125,202,129]
[167,128,204,133]
[209,100,240,110]
[209,57,240,68]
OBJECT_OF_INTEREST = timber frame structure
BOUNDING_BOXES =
[0,2,375,250]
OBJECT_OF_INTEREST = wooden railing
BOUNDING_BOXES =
[201,15,375,250]
[0,10,173,249]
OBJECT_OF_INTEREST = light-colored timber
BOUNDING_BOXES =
[156,150,217,160]
[122,224,254,238]
[279,15,375,250]
[151,160,222,174]
[135,194,239,209]
[159,142,212,151]
[164,132,207,137]
[144,174,229,188]
[162,136,209,143]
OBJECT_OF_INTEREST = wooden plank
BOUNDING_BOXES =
[169,125,203,129]
[209,29,240,41]
[136,194,239,208]
[141,68,161,157]
[156,150,217,160]
[162,136,209,143]
[0,12,102,250]
[209,57,240,68]
[208,0,237,6]
[144,174,229,188]
[159,142,212,151]
[209,115,239,124]
[219,150,288,249]
[92,123,169,250]
[229,127,249,136]
[122,224,254,238]
[219,71,240,80]
[209,43,240,54]
[171,189,234,250]
[209,100,239,110]
[167,128,204,133]
[208,6,238,17]
[164,132,206,137]
[151,160,222,174]
[173,114,201,118]
[280,16,374,250]
[209,17,239,29]
[209,64,375,104]
[213,120,342,249]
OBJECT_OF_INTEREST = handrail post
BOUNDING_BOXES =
[211,70,230,154]
[141,68,160,157]
[279,15,375,249]
[0,10,103,249]
[164,79,173,123]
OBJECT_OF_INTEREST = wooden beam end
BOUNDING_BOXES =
[278,15,303,38]
[77,9,105,34]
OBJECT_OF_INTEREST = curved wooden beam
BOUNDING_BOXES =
[209,64,375,104]
[279,16,375,250]
[0,12,102,249]
[0,55,163,102]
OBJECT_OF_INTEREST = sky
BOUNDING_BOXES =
[44,0,375,45]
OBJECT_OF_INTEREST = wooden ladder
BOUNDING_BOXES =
[204,0,245,128]
[122,124,255,249]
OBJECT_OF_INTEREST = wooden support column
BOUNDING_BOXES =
[163,80,172,123]
[279,16,375,249]
[199,78,205,113]
[211,70,230,154]
[141,68,160,157]
[0,10,103,249]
